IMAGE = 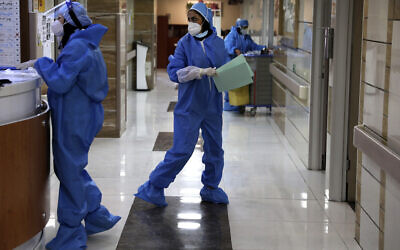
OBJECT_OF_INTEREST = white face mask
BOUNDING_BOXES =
[241,29,248,35]
[51,20,64,37]
[188,22,202,36]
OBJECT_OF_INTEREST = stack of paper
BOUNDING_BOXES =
[213,55,254,92]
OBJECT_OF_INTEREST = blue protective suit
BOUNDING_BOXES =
[223,26,266,111]
[136,23,230,207]
[224,26,266,58]
[34,24,120,249]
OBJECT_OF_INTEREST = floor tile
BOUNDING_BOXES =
[230,221,347,250]
[228,198,329,223]
[322,201,356,224]
[332,223,361,250]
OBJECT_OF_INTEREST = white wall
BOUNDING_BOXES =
[157,0,241,30]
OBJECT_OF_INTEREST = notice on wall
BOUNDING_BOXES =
[0,0,20,65]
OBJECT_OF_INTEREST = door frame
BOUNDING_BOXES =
[309,0,359,201]
[328,0,363,202]
[309,0,332,170]
[327,0,354,201]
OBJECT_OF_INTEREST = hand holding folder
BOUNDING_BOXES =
[213,55,254,92]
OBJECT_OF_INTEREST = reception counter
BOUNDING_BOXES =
[0,71,50,249]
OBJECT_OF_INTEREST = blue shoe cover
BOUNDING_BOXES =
[85,205,121,236]
[135,181,168,207]
[200,186,229,204]
[46,224,87,250]
[224,102,240,111]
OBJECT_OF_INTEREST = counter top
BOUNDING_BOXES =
[0,69,43,125]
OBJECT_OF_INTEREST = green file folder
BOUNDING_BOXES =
[213,55,254,92]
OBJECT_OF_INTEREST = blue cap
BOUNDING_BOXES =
[190,2,213,27]
[236,19,249,28]
[55,2,92,27]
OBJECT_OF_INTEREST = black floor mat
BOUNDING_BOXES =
[167,101,177,112]
[117,197,232,250]
[153,132,204,152]
[152,132,174,151]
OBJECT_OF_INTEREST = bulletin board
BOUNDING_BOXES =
[0,0,21,65]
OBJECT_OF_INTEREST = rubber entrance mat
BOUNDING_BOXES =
[152,132,174,151]
[116,197,232,250]
[167,101,177,112]
[153,132,204,152]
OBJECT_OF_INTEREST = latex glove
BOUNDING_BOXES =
[200,67,217,77]
[15,59,38,70]
[176,66,202,82]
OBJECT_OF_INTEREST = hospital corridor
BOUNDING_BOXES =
[1,0,400,249]
[46,70,358,249]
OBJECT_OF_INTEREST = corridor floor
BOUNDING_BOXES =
[44,70,361,250]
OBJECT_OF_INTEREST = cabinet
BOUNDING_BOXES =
[0,103,50,249]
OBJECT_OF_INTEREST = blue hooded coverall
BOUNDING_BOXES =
[136,3,230,207]
[34,4,120,248]
[223,19,266,111]
[224,19,266,58]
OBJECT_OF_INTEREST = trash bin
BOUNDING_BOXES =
[228,85,250,106]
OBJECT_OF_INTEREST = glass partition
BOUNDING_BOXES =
[274,0,313,91]
[271,0,314,167]
[241,0,265,44]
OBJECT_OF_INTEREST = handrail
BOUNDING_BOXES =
[354,125,400,184]
[269,63,309,100]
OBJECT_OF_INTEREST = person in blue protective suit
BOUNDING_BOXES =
[223,18,266,111]
[225,19,266,57]
[135,2,230,207]
[31,2,121,249]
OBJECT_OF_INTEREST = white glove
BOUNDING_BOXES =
[176,66,202,82]
[15,59,38,70]
[200,67,217,77]
[176,66,217,83]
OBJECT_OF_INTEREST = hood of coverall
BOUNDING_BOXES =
[190,2,214,28]
[236,19,249,28]
[67,24,109,102]
[55,2,92,27]
[69,23,107,48]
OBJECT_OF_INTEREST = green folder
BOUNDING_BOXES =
[213,54,254,92]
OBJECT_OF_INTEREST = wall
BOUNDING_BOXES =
[87,0,128,137]
[356,0,400,249]
[157,0,241,30]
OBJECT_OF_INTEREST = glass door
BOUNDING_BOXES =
[270,0,314,168]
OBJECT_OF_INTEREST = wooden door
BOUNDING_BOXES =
[157,15,169,68]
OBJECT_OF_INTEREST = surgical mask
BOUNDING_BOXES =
[195,30,208,39]
[51,20,64,37]
[241,29,248,35]
[188,22,202,36]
